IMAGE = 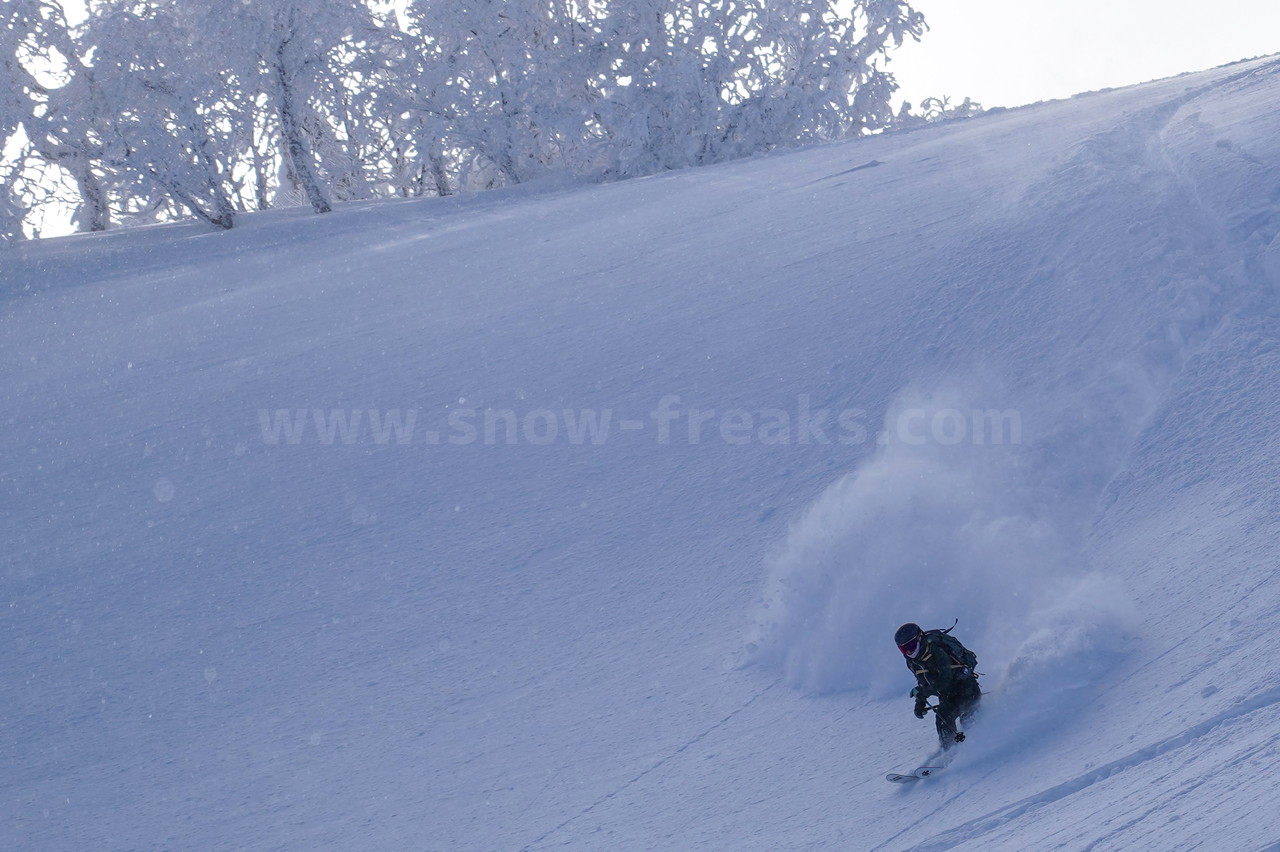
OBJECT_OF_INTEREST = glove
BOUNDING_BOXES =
[913,696,928,719]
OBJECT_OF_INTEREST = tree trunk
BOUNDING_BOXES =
[428,149,452,197]
[77,163,110,232]
[273,51,332,214]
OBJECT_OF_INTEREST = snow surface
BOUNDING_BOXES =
[4,56,1280,850]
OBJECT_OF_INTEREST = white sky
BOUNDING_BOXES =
[54,1,1280,111]
[889,0,1280,109]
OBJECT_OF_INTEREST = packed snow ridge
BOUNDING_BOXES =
[3,55,1280,851]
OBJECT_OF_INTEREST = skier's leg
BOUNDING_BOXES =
[957,680,983,741]
[935,700,960,750]
[957,681,982,729]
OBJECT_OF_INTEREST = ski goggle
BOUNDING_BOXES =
[897,635,921,658]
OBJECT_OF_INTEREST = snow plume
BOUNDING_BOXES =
[972,572,1136,755]
[745,386,1136,705]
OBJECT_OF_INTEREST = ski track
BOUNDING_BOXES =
[516,679,781,852]
[907,686,1280,851]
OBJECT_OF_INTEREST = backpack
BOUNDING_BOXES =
[926,627,979,677]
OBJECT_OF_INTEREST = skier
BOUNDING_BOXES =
[894,622,981,750]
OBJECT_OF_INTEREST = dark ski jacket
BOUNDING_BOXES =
[906,632,979,700]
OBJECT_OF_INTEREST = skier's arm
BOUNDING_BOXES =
[910,684,930,718]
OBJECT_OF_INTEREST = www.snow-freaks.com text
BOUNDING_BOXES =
[256,396,1022,448]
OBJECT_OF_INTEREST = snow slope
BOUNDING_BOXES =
[4,55,1280,850]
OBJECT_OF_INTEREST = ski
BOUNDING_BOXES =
[885,764,946,783]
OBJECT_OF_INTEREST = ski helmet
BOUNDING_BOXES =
[895,622,924,658]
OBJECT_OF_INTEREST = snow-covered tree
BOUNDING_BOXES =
[1,0,107,238]
[1,2,38,243]
[403,0,606,187]
[6,0,929,238]
[84,2,244,229]
[586,0,758,175]
[176,0,402,214]
[403,0,926,182]
[761,0,926,141]
[590,0,926,176]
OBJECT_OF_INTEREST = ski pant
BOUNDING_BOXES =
[936,678,981,749]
